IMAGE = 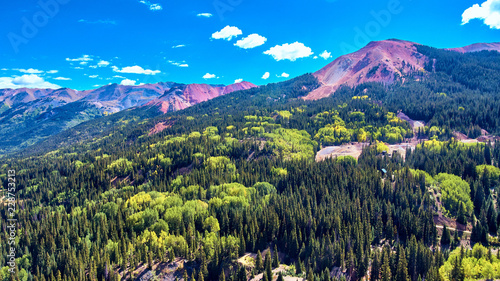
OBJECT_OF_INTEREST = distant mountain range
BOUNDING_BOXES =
[0,39,499,154]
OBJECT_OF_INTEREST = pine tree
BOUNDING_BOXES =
[277,272,284,281]
[395,247,409,281]
[380,250,391,281]
[255,250,263,273]
[265,251,273,281]
[441,225,451,246]
[296,259,302,275]
[370,250,380,281]
[273,244,279,268]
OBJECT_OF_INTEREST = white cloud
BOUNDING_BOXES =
[66,55,93,62]
[264,42,314,61]
[313,56,319,59]
[234,34,267,49]
[73,67,84,70]
[168,61,189,67]
[97,60,110,67]
[172,44,185,48]
[462,0,500,29]
[47,70,58,74]
[1,68,8,71]
[262,72,270,79]
[0,74,60,89]
[112,65,161,75]
[89,75,99,78]
[79,61,89,65]
[234,78,243,83]
[113,75,125,79]
[139,0,162,11]
[120,79,137,86]
[319,50,332,60]
[203,73,217,79]
[16,68,43,74]
[278,72,290,78]
[197,13,213,18]
[54,77,71,81]
[211,26,243,41]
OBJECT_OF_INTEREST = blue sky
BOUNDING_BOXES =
[1,0,499,90]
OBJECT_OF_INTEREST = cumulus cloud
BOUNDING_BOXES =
[97,60,110,67]
[112,65,161,75]
[54,77,71,81]
[462,0,500,29]
[47,70,59,74]
[66,55,93,62]
[319,50,332,60]
[203,73,217,79]
[15,68,43,74]
[234,34,267,49]
[0,74,60,89]
[278,72,290,78]
[120,79,137,86]
[262,72,270,79]
[197,13,213,18]
[234,78,243,83]
[212,26,243,41]
[264,42,314,61]
[139,0,162,11]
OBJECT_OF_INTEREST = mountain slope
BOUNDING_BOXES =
[0,81,256,154]
[145,81,257,113]
[305,39,500,100]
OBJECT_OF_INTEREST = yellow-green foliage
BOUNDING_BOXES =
[148,154,172,166]
[357,128,368,142]
[74,160,85,169]
[349,111,365,123]
[107,158,133,175]
[374,141,389,154]
[435,173,473,217]
[315,125,353,146]
[244,115,258,122]
[440,243,500,280]
[437,92,447,97]
[188,131,201,139]
[203,126,219,138]
[272,167,288,177]
[125,191,153,210]
[208,183,255,208]
[314,111,345,127]
[226,125,236,130]
[276,110,292,119]
[264,128,317,160]
[476,165,500,181]
[409,169,436,185]
[205,156,238,177]
[352,95,369,100]
[335,156,357,164]
[186,116,195,120]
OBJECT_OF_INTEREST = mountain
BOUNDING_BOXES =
[0,81,256,154]
[145,81,257,113]
[305,39,500,100]
[446,42,500,53]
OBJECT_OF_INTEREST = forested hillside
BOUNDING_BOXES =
[1,45,500,281]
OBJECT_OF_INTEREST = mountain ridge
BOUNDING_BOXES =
[305,39,500,100]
